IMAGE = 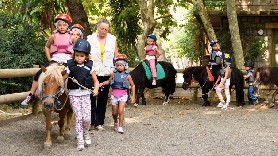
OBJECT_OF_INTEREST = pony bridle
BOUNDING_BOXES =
[41,84,65,111]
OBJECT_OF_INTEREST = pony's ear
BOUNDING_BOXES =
[41,65,47,72]
[61,70,66,76]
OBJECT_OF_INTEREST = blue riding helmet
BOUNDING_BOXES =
[147,34,157,42]
[244,60,254,68]
[73,39,91,54]
[210,40,218,46]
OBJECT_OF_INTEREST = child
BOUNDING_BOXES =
[21,13,76,106]
[244,60,258,105]
[71,23,84,42]
[105,54,135,133]
[215,57,232,109]
[209,40,223,85]
[145,34,161,85]
[63,39,99,150]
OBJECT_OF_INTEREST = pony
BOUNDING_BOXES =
[182,66,245,106]
[130,61,177,106]
[38,63,73,148]
[254,67,278,107]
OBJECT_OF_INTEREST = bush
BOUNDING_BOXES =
[0,11,47,95]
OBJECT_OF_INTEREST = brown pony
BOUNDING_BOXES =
[254,67,278,107]
[38,63,73,148]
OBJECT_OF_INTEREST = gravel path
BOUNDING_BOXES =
[0,99,278,156]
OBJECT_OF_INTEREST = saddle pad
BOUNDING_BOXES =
[206,66,214,82]
[141,61,166,80]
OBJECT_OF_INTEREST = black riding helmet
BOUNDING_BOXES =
[244,60,254,68]
[73,39,91,54]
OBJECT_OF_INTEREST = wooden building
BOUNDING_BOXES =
[205,0,278,67]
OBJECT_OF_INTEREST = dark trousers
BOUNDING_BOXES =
[91,76,110,126]
[211,64,221,84]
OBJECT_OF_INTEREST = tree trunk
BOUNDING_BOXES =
[226,0,244,69]
[136,0,156,60]
[187,0,217,41]
[65,0,92,38]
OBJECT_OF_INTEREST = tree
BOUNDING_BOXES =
[65,0,92,38]
[186,0,217,41]
[226,0,244,69]
[135,0,175,60]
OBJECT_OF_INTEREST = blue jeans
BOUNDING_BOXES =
[248,85,258,104]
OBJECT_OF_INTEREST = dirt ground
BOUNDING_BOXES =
[0,97,278,156]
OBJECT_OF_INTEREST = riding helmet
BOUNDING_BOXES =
[114,54,128,69]
[54,13,72,25]
[244,60,254,68]
[73,39,91,54]
[209,40,218,46]
[71,24,84,39]
[147,34,157,42]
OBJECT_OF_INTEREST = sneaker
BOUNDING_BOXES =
[117,127,124,134]
[254,99,259,104]
[217,101,225,108]
[152,79,156,85]
[84,131,91,145]
[77,144,84,151]
[95,125,105,131]
[21,93,35,106]
[134,103,139,107]
[222,104,228,110]
[114,123,118,132]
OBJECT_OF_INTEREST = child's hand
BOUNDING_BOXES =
[92,89,99,96]
[218,83,223,88]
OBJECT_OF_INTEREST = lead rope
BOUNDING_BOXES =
[67,77,94,94]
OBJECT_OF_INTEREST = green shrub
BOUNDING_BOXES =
[0,11,47,95]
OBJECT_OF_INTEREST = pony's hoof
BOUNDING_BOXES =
[269,102,275,108]
[44,142,52,148]
[57,136,65,143]
[162,102,169,105]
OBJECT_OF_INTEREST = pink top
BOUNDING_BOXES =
[50,30,73,54]
[111,88,128,97]
[145,44,157,56]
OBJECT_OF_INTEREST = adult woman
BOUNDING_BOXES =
[87,19,118,130]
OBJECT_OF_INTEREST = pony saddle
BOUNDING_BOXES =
[141,60,166,80]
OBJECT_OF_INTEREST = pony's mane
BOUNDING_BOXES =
[255,67,278,86]
[37,63,64,93]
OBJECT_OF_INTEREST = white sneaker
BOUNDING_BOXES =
[222,104,228,109]
[77,144,84,151]
[152,80,156,85]
[134,103,139,107]
[117,127,124,134]
[114,123,118,132]
[217,101,225,108]
[96,125,105,131]
[84,131,91,145]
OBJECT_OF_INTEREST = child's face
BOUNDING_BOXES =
[74,51,86,64]
[245,66,251,70]
[147,38,154,45]
[212,44,218,50]
[71,30,81,43]
[115,62,125,72]
[57,21,68,33]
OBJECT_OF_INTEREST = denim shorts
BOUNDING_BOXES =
[111,95,128,105]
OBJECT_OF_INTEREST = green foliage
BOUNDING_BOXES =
[244,39,264,61]
[108,0,141,67]
[203,0,225,11]
[0,11,46,95]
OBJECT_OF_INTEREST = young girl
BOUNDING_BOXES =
[63,39,99,150]
[71,23,84,42]
[215,58,232,109]
[21,13,75,106]
[104,54,135,133]
[209,40,223,85]
[145,34,161,85]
